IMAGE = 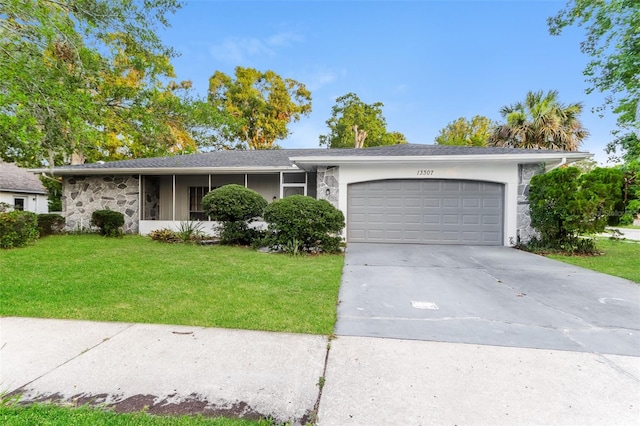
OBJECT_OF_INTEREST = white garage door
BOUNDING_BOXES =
[348,179,504,245]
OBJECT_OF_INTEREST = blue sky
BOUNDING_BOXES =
[158,0,621,164]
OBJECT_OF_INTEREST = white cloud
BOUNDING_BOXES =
[299,68,347,91]
[267,31,304,47]
[209,31,304,64]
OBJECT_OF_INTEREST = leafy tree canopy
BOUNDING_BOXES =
[0,0,233,167]
[319,93,407,149]
[489,90,588,151]
[435,115,494,147]
[207,67,312,150]
[606,133,640,165]
[548,0,639,130]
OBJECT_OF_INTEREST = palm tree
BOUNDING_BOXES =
[489,90,589,151]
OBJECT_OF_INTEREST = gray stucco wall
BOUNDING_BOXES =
[516,163,543,244]
[62,175,139,233]
[316,166,339,207]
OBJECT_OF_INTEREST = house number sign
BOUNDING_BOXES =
[416,169,435,176]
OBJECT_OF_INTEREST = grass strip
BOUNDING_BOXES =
[546,238,640,283]
[0,403,272,426]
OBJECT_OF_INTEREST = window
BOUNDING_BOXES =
[189,187,211,220]
[13,198,25,211]
[281,172,306,198]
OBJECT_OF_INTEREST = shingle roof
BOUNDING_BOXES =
[41,143,587,173]
[0,162,47,194]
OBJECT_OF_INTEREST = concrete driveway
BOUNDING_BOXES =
[335,243,640,356]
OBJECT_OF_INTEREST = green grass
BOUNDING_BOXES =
[0,403,272,426]
[0,235,344,334]
[546,238,640,283]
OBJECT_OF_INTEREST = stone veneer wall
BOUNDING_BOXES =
[62,175,140,233]
[516,163,543,243]
[316,166,339,207]
[143,177,160,220]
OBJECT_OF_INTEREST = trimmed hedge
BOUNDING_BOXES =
[91,209,125,237]
[263,195,345,254]
[202,184,267,245]
[0,210,39,249]
[37,213,65,236]
[202,184,267,222]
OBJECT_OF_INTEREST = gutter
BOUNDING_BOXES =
[290,152,591,166]
[29,165,302,176]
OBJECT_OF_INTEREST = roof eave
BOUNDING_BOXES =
[289,152,592,166]
[31,165,302,176]
[0,188,47,195]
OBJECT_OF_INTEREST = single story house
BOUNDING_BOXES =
[0,161,49,214]
[37,144,590,246]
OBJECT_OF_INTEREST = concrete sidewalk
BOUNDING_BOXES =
[2,316,639,425]
[0,317,327,424]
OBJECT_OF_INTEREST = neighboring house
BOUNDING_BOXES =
[0,161,49,214]
[34,144,590,245]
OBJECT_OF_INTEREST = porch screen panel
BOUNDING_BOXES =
[175,176,208,220]
[158,176,173,220]
[247,174,279,202]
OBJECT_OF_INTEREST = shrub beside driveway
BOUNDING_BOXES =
[0,235,344,335]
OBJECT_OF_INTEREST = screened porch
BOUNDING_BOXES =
[138,171,316,234]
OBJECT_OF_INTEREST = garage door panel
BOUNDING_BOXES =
[463,198,479,208]
[348,179,504,245]
[443,181,460,191]
[424,198,440,207]
[462,215,480,225]
[443,198,460,208]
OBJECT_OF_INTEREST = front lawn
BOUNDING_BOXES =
[0,235,344,334]
[546,238,640,283]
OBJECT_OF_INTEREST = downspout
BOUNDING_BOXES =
[138,174,142,231]
[172,174,176,221]
[546,157,567,172]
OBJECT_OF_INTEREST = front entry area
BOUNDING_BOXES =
[347,179,504,245]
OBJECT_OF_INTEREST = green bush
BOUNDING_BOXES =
[528,166,623,254]
[202,184,267,245]
[202,184,267,222]
[218,221,264,246]
[263,195,345,254]
[0,210,39,249]
[176,221,209,243]
[91,209,125,237]
[37,213,65,236]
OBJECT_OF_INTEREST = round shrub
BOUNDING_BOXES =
[202,184,267,245]
[91,209,125,237]
[37,213,65,236]
[263,195,345,254]
[0,210,39,249]
[202,184,267,222]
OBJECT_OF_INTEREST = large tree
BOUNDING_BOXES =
[0,0,231,167]
[319,93,407,149]
[207,67,312,150]
[489,90,588,151]
[435,115,494,147]
[548,0,639,131]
